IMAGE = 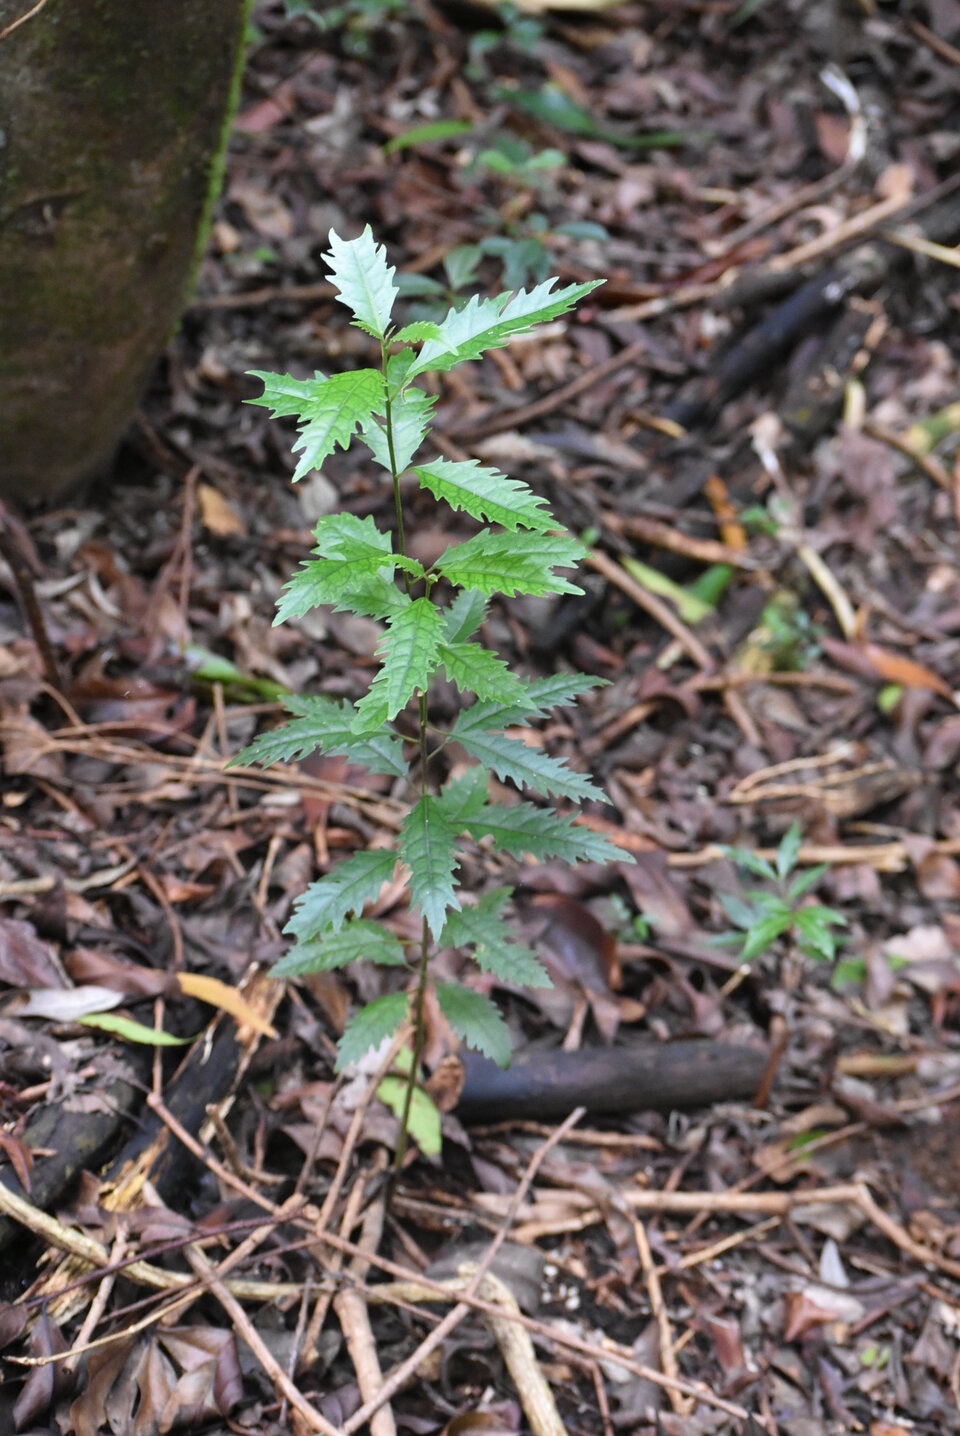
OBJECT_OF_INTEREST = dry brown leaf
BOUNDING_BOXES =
[159,874,218,904]
[197,482,246,538]
[859,642,955,700]
[0,916,65,990]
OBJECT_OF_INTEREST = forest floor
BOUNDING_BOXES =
[2,2,960,1433]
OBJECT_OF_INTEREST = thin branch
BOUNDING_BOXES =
[0,0,49,43]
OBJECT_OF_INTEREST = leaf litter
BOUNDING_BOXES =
[2,1,960,1432]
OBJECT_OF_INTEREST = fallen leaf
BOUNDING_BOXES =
[159,874,218,904]
[0,917,65,990]
[78,1012,193,1046]
[197,483,246,537]
[177,972,278,1037]
[15,985,126,1021]
[859,642,954,701]
[783,1285,864,1341]
[0,1129,33,1192]
[13,1310,69,1430]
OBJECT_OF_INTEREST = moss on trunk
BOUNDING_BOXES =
[0,0,252,504]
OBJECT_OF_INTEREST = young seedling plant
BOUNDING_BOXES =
[231,227,623,1164]
[714,823,847,992]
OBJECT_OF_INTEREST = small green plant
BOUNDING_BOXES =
[466,4,545,82]
[468,134,566,189]
[231,227,621,1160]
[714,823,847,969]
[287,0,403,56]
[398,217,608,316]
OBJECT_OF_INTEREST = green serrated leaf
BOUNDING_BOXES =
[391,321,445,344]
[436,984,511,1068]
[442,589,488,644]
[442,890,550,988]
[251,369,385,481]
[332,573,411,622]
[453,673,607,736]
[78,1014,192,1047]
[464,801,623,865]
[399,796,460,939]
[229,694,407,778]
[439,641,531,705]
[434,530,585,598]
[271,920,407,977]
[435,766,490,825]
[247,369,326,419]
[444,674,602,746]
[336,992,410,1071]
[519,673,608,714]
[355,598,444,728]
[407,278,603,377]
[323,226,398,340]
[360,385,435,474]
[285,849,399,943]
[275,513,410,624]
[414,459,553,533]
[315,513,394,562]
[450,724,605,803]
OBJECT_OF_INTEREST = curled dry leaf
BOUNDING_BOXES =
[68,1327,241,1436]
[0,917,66,990]
[13,1311,70,1432]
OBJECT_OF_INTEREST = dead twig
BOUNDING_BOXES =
[186,1244,342,1436]
[0,500,62,691]
[314,1227,752,1420]
[331,1154,396,1436]
[633,1213,690,1417]
[601,510,758,570]
[863,419,956,495]
[906,16,960,68]
[337,1107,586,1436]
[586,548,714,670]
[0,0,49,42]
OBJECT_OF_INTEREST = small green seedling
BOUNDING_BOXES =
[231,227,622,1162]
[290,0,403,52]
[715,823,847,968]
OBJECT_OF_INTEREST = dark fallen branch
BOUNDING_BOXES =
[0,1030,244,1256]
[780,299,885,451]
[664,185,960,431]
[0,1055,146,1254]
[664,264,856,430]
[456,1039,768,1125]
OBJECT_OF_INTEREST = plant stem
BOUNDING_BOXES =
[383,335,434,1171]
[381,341,406,560]
[393,688,434,1172]
[394,914,431,1175]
